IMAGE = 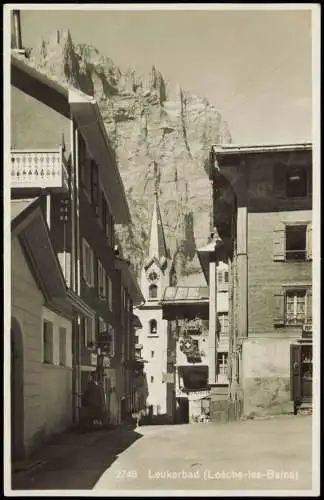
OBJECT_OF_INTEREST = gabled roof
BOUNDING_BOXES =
[11,54,131,224]
[11,196,69,309]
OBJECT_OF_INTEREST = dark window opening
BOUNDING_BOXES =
[285,225,307,261]
[91,160,99,205]
[149,319,157,335]
[149,284,158,299]
[286,167,307,198]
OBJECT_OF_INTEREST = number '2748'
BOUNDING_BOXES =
[116,470,138,479]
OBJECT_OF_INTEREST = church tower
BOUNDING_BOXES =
[136,185,174,421]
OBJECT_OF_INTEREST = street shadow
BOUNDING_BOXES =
[11,425,143,490]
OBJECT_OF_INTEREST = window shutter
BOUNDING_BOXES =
[307,223,312,261]
[273,224,285,261]
[306,290,312,320]
[274,292,285,326]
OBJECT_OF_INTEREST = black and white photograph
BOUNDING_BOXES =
[3,3,320,496]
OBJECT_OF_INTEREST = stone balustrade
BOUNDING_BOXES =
[11,148,69,190]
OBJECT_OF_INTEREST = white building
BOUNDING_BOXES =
[11,198,73,460]
[136,192,175,421]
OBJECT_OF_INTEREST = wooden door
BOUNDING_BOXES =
[301,344,312,402]
[290,344,302,404]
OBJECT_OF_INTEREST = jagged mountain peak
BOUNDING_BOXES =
[27,30,231,283]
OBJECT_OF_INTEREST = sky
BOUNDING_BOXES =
[17,6,314,145]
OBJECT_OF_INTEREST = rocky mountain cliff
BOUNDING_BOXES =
[28,30,232,283]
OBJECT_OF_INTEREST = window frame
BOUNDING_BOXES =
[59,327,67,366]
[273,221,312,262]
[285,289,308,326]
[149,284,158,299]
[43,320,53,364]
[97,259,107,300]
[217,352,229,382]
[107,275,113,311]
[285,224,307,261]
[82,238,94,287]
[218,312,229,335]
[98,317,116,358]
[149,319,158,335]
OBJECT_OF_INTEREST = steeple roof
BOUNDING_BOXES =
[146,191,168,266]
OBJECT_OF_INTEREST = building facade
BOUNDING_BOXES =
[10,39,142,458]
[207,143,313,419]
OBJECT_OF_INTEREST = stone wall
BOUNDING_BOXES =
[242,338,296,417]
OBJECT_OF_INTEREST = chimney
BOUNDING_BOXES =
[12,10,23,50]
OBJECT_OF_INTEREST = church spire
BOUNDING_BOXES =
[147,186,167,264]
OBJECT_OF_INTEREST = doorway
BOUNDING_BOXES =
[11,318,25,461]
[178,397,189,424]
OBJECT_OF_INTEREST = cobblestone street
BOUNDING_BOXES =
[10,415,315,494]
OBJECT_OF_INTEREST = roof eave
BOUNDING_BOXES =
[92,103,131,224]
[212,142,313,156]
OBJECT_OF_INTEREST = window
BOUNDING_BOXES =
[286,166,307,198]
[135,335,139,344]
[149,319,157,335]
[79,133,92,196]
[151,350,155,358]
[83,317,94,348]
[79,133,86,185]
[106,324,116,358]
[150,376,154,383]
[98,318,115,358]
[107,275,113,311]
[274,288,311,327]
[105,208,114,248]
[216,269,229,291]
[273,222,312,261]
[285,225,307,261]
[97,260,107,299]
[59,327,66,366]
[43,320,53,364]
[101,193,107,232]
[149,284,158,299]
[218,313,229,335]
[91,160,99,206]
[82,239,94,287]
[217,352,228,383]
[285,290,307,325]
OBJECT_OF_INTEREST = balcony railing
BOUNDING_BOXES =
[11,148,69,191]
